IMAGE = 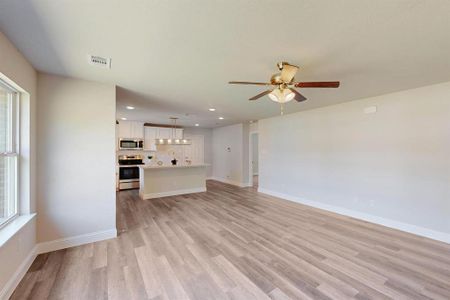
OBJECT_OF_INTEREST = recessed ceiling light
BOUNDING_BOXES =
[208,108,216,112]
[195,123,200,127]
[121,117,127,120]
[219,117,224,120]
[126,106,135,110]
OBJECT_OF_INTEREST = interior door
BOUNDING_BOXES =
[251,133,259,175]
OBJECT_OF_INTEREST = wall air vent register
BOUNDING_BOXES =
[87,55,111,69]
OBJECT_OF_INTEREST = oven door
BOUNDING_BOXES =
[119,166,140,181]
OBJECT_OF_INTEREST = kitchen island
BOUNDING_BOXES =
[139,164,208,199]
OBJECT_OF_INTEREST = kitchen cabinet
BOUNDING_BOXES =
[144,126,157,151]
[118,121,144,139]
[118,121,132,138]
[132,122,144,139]
[174,128,183,139]
[157,127,172,139]
[155,127,184,139]
[182,134,204,164]
[118,122,184,140]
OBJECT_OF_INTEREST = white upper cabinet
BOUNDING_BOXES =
[156,127,184,139]
[131,121,144,139]
[157,127,172,139]
[118,121,132,138]
[118,122,184,141]
[144,127,157,151]
[118,121,144,139]
[174,128,184,139]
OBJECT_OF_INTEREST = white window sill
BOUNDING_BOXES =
[0,213,36,248]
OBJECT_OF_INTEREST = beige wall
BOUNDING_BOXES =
[212,124,243,185]
[37,73,116,242]
[212,123,250,186]
[0,31,37,296]
[259,81,450,242]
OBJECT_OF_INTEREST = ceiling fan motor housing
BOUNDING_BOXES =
[270,74,284,85]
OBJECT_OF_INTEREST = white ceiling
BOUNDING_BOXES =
[1,0,450,127]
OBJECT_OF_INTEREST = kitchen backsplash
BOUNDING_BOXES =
[117,145,188,166]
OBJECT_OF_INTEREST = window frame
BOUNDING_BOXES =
[0,79,20,229]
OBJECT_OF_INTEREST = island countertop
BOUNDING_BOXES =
[139,163,208,199]
[139,164,209,170]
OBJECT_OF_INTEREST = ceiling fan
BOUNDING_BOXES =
[229,62,340,113]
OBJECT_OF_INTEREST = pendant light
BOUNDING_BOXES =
[155,117,191,145]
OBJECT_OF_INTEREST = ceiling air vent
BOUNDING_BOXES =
[88,55,111,69]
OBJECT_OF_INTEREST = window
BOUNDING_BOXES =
[0,80,19,228]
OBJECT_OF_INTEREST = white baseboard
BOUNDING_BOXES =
[258,188,450,244]
[140,187,206,200]
[0,228,118,298]
[209,177,250,188]
[0,245,37,300]
[36,228,117,254]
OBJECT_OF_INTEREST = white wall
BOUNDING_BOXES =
[0,31,37,297]
[37,73,116,243]
[259,81,450,242]
[212,124,247,186]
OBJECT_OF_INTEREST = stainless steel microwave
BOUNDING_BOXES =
[119,138,144,150]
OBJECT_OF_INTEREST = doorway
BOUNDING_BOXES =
[249,131,259,188]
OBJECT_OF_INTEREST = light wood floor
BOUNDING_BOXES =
[12,180,450,299]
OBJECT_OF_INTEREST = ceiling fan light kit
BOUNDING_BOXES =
[268,88,295,103]
[229,62,340,114]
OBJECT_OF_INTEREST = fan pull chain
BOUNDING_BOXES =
[280,103,284,115]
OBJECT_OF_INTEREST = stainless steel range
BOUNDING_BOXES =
[118,155,143,190]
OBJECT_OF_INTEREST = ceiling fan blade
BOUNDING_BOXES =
[294,81,340,88]
[289,88,307,102]
[280,63,299,83]
[229,81,272,86]
[249,90,273,100]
